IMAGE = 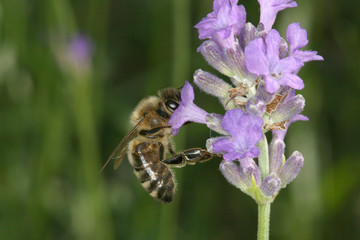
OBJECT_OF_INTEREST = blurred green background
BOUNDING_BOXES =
[0,0,359,239]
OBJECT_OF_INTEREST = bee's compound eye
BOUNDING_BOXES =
[165,100,179,112]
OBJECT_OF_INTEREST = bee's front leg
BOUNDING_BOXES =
[161,148,217,167]
[139,126,172,139]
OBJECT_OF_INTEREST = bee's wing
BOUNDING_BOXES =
[99,116,146,173]
[111,130,136,170]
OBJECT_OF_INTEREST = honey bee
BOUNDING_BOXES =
[101,87,217,203]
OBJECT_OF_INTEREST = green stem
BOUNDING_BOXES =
[257,203,271,240]
[257,132,271,239]
[257,132,269,180]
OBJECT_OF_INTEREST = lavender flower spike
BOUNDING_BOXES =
[168,81,209,135]
[195,0,246,49]
[212,109,264,161]
[258,0,297,33]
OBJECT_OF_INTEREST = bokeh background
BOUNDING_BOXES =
[1,0,359,239]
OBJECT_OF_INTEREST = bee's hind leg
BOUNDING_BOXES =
[161,148,216,168]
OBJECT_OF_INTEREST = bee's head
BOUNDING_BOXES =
[158,88,181,114]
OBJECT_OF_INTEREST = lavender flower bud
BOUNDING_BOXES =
[198,40,234,78]
[239,22,257,49]
[269,135,285,174]
[279,151,304,188]
[205,113,227,135]
[239,157,261,187]
[194,69,232,107]
[220,161,248,192]
[271,94,305,123]
[223,43,247,80]
[279,38,289,59]
[260,173,281,196]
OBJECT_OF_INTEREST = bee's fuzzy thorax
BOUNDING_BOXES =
[130,96,160,126]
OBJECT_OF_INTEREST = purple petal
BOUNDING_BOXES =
[265,30,282,64]
[168,103,208,135]
[206,136,230,153]
[293,50,324,63]
[168,81,208,135]
[181,81,194,103]
[286,22,324,64]
[223,152,246,162]
[213,0,223,11]
[258,0,298,32]
[213,138,237,160]
[279,73,304,90]
[195,0,246,49]
[264,75,281,93]
[245,38,269,76]
[248,146,261,158]
[286,22,308,54]
[273,56,303,74]
[212,109,263,161]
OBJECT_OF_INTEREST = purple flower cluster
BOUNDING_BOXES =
[68,35,93,65]
[54,34,94,77]
[168,0,322,202]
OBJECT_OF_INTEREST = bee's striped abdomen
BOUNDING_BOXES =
[130,142,175,203]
